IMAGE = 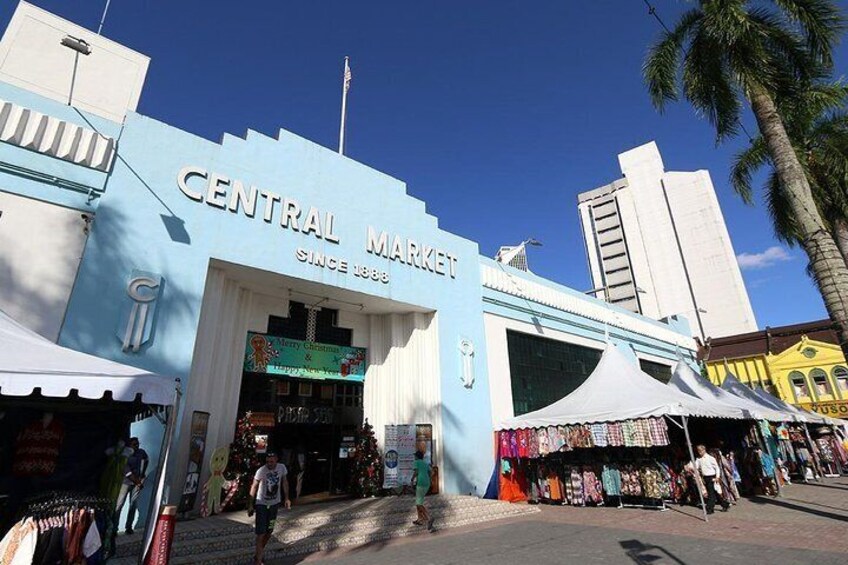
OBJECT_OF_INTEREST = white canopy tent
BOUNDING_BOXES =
[498,344,744,430]
[497,344,747,522]
[0,309,176,405]
[751,387,832,425]
[720,373,800,422]
[0,309,179,564]
[668,361,786,421]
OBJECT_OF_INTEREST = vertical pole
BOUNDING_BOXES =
[68,51,80,106]
[139,385,182,565]
[338,56,350,154]
[97,0,112,35]
[682,415,708,523]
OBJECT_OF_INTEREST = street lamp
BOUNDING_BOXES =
[60,35,91,107]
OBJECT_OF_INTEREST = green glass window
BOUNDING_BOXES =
[639,359,672,384]
[507,331,602,416]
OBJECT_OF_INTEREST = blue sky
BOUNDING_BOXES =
[5,0,848,329]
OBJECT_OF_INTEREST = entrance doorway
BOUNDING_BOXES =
[238,301,364,498]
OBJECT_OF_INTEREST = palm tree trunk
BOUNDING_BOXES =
[833,217,848,268]
[749,86,848,359]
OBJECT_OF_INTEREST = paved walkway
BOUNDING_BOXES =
[268,478,848,564]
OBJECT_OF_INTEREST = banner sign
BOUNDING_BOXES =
[800,400,848,419]
[178,411,209,513]
[249,412,277,428]
[244,332,367,382]
[143,505,177,565]
[382,424,417,489]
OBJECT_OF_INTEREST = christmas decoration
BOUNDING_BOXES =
[349,419,383,497]
[224,412,261,508]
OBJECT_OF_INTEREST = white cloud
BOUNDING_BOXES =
[736,246,793,270]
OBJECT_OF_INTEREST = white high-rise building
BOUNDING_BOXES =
[496,245,530,271]
[577,142,757,339]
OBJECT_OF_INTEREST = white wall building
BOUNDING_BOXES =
[577,141,757,340]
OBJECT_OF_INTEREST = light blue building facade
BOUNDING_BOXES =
[0,2,697,526]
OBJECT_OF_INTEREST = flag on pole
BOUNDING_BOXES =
[343,57,352,93]
[339,56,352,154]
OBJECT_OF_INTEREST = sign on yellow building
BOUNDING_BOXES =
[705,335,848,420]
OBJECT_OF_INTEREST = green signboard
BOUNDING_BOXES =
[244,332,367,382]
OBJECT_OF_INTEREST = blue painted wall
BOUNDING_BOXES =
[57,109,495,503]
[0,82,120,211]
[479,257,696,363]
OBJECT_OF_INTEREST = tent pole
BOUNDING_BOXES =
[682,415,708,523]
[139,383,182,565]
[802,423,824,481]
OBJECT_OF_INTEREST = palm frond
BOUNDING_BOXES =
[773,0,846,67]
[643,9,702,111]
[765,170,803,245]
[731,138,771,203]
[682,26,740,141]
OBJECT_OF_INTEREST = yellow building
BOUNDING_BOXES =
[701,320,848,420]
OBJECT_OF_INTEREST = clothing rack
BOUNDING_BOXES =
[18,491,112,521]
[617,495,667,511]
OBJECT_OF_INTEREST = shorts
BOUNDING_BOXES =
[254,503,279,535]
[415,485,429,506]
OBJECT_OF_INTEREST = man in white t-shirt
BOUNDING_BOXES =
[695,444,729,514]
[248,452,290,565]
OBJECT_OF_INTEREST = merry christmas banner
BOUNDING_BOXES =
[244,332,367,382]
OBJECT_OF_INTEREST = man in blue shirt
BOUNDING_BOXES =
[115,437,149,534]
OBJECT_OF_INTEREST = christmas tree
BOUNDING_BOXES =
[225,412,260,508]
[349,419,383,497]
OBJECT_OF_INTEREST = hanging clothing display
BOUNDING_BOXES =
[0,493,112,565]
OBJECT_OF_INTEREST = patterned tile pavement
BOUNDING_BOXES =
[276,478,848,564]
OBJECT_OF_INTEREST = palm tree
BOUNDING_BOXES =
[644,0,848,359]
[731,81,848,264]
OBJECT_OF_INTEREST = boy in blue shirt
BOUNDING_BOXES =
[411,450,434,531]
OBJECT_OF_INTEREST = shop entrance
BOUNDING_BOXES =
[238,301,364,499]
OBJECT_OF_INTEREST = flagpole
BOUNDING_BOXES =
[97,0,112,35]
[338,56,351,154]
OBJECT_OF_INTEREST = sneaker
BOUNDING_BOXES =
[125,528,134,535]
[427,518,435,532]
[412,520,423,526]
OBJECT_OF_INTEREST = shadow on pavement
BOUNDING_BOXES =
[749,496,848,522]
[801,482,848,491]
[620,539,687,564]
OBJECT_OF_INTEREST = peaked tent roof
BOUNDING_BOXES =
[0,309,177,405]
[751,387,830,424]
[669,361,784,421]
[720,373,798,422]
[498,344,742,430]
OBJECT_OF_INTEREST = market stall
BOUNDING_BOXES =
[0,310,179,563]
[496,344,745,521]
[671,363,817,495]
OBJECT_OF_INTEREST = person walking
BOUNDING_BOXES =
[115,437,148,534]
[411,450,434,532]
[695,444,729,514]
[248,452,290,565]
